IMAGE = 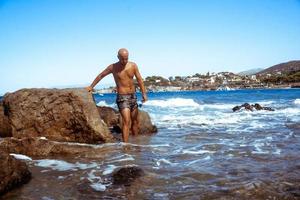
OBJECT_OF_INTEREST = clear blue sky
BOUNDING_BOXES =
[1,0,300,94]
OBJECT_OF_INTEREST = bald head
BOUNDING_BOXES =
[118,48,129,56]
[117,48,129,66]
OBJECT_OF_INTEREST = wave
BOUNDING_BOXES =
[34,159,98,171]
[96,100,111,107]
[295,99,300,105]
[10,153,32,161]
[144,98,200,108]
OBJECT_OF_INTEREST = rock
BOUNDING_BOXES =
[233,103,274,112]
[97,106,157,134]
[112,166,144,186]
[0,137,111,158]
[253,103,263,110]
[241,103,253,111]
[0,101,12,137]
[232,105,242,112]
[136,110,158,134]
[0,150,31,195]
[97,106,120,129]
[2,88,114,143]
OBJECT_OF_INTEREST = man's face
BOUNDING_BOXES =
[118,53,129,66]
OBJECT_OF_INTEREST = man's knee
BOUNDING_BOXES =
[122,117,131,126]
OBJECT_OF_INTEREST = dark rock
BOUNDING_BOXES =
[97,106,157,135]
[253,103,263,110]
[2,88,114,143]
[233,103,274,112]
[262,107,274,111]
[0,150,31,195]
[112,166,144,186]
[232,106,241,112]
[242,103,253,111]
[0,101,12,137]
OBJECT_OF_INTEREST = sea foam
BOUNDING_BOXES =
[144,98,200,108]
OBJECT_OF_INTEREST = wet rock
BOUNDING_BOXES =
[112,166,144,186]
[2,88,114,143]
[232,105,242,112]
[0,101,12,137]
[0,150,31,195]
[232,103,274,112]
[97,106,157,134]
[0,137,111,157]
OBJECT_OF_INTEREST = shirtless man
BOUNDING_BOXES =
[86,48,147,142]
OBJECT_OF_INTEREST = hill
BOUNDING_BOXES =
[257,60,300,75]
[238,68,264,76]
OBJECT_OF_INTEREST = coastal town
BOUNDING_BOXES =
[96,60,300,93]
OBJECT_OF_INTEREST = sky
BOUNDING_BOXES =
[0,0,300,94]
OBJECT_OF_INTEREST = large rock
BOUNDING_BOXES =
[0,101,12,137]
[2,88,114,143]
[0,137,109,157]
[0,150,31,195]
[97,106,157,134]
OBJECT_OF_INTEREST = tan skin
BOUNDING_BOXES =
[86,49,147,142]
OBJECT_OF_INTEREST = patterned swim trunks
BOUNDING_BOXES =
[116,93,138,111]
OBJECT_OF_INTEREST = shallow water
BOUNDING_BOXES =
[2,89,300,199]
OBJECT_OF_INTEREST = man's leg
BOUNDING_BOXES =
[120,108,131,142]
[131,107,139,135]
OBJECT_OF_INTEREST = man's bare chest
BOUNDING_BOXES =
[113,66,134,80]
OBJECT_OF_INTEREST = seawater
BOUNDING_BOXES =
[2,89,300,200]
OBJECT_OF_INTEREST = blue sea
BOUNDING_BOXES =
[2,89,300,199]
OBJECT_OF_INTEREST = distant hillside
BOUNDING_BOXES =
[257,60,300,75]
[238,68,264,76]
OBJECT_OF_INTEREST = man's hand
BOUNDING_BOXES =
[85,86,94,93]
[142,94,148,103]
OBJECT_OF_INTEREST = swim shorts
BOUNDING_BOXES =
[116,93,138,111]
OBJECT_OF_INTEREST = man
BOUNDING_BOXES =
[86,48,147,142]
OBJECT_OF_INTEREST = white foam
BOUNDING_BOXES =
[106,154,135,163]
[156,158,175,166]
[90,183,106,191]
[10,153,32,161]
[186,156,211,166]
[182,149,214,155]
[102,165,118,175]
[34,159,97,171]
[294,99,300,105]
[96,100,110,107]
[144,98,200,108]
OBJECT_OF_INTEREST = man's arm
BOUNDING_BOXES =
[133,63,147,102]
[86,65,113,92]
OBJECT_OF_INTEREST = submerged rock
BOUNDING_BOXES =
[232,103,275,112]
[112,166,144,186]
[2,88,114,143]
[97,106,157,135]
[0,150,31,195]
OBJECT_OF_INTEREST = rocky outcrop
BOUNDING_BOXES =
[2,88,114,143]
[97,106,157,134]
[0,150,31,195]
[112,166,144,186]
[0,101,12,137]
[0,137,115,157]
[232,103,275,112]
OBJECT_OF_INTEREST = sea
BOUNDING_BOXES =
[1,89,300,199]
